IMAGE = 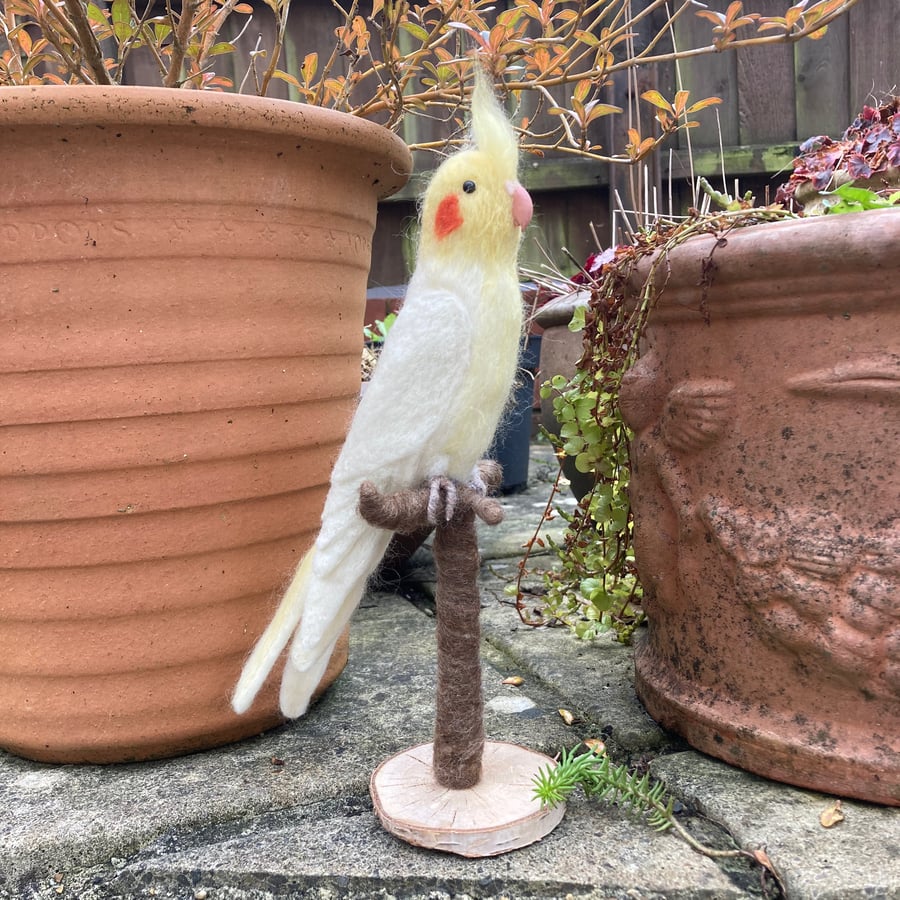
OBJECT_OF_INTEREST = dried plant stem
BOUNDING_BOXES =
[164,0,200,88]
[259,0,291,97]
[534,745,764,863]
[314,0,360,106]
[195,0,242,78]
[62,0,112,84]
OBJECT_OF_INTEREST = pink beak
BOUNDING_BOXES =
[506,180,533,230]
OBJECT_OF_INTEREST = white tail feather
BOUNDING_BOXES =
[231,548,315,714]
[295,527,390,658]
[233,509,392,717]
[277,523,390,715]
[279,637,339,718]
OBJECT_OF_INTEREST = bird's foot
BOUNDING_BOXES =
[427,476,458,526]
[470,459,503,496]
[467,467,488,497]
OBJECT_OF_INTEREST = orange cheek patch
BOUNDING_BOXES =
[434,194,463,239]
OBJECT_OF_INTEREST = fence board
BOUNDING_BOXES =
[523,189,612,276]
[673,5,740,148]
[794,14,850,141]
[369,202,416,289]
[849,1,900,110]
[736,0,797,145]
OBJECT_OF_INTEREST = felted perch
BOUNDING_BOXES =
[359,461,565,858]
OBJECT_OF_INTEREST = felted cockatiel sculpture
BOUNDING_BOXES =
[232,68,533,718]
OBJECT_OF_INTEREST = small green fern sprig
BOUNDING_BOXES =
[534,745,673,832]
[534,744,748,861]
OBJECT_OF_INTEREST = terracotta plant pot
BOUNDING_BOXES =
[0,87,411,763]
[619,209,899,806]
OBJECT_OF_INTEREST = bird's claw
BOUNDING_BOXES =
[427,476,458,526]
[467,467,488,497]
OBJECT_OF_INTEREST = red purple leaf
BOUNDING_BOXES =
[846,152,872,179]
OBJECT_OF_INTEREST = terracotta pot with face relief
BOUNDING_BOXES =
[619,209,899,806]
[0,87,411,763]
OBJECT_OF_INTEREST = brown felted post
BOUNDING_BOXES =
[432,486,486,788]
[362,462,566,856]
[358,462,503,788]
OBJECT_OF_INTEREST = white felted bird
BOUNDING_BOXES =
[232,69,533,718]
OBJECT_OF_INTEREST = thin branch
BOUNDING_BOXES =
[62,0,113,83]
[117,0,162,85]
[259,0,290,96]
[164,0,200,88]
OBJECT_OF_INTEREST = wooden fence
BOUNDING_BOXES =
[121,0,900,284]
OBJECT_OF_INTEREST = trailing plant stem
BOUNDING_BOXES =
[535,745,750,861]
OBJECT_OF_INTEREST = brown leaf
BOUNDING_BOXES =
[820,799,844,828]
[502,675,524,686]
[752,847,775,871]
[558,708,577,726]
[583,738,606,754]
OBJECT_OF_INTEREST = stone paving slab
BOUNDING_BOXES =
[2,443,898,899]
[2,589,750,900]
[651,753,900,900]
[98,795,742,900]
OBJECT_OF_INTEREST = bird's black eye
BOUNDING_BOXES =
[462,180,476,194]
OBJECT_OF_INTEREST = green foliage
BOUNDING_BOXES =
[363,312,398,344]
[514,240,652,642]
[534,743,760,866]
[538,366,643,642]
[533,745,675,833]
[821,183,900,214]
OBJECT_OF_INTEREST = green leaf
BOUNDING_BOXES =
[823,182,900,215]
[574,398,596,423]
[207,42,236,57]
[111,0,133,42]
[86,2,107,25]
[399,21,429,41]
[574,451,594,473]
[568,305,586,332]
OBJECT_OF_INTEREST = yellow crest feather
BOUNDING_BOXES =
[469,68,519,177]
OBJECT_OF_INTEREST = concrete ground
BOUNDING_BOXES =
[2,444,898,900]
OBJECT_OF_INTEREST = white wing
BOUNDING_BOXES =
[281,286,477,680]
[322,284,475,526]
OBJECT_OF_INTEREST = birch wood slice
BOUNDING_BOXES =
[370,741,565,858]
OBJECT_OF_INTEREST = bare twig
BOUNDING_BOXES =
[62,0,113,83]
[164,0,200,88]
[259,0,290,96]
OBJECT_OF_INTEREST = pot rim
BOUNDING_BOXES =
[0,85,413,199]
[630,207,900,319]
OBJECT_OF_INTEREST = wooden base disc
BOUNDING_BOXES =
[370,741,565,858]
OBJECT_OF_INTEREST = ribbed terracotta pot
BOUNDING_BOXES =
[619,210,899,805]
[0,87,411,763]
